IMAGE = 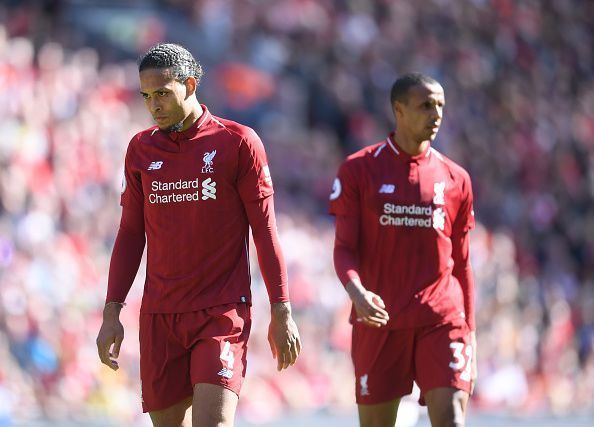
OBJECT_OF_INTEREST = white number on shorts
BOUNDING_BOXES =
[449,342,472,382]
[220,341,235,370]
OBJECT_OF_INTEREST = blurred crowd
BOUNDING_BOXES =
[0,0,593,425]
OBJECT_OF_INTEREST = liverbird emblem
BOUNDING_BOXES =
[202,150,217,173]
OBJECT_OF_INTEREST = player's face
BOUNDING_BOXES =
[395,83,445,144]
[139,68,193,131]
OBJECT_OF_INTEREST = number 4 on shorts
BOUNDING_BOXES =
[449,342,472,382]
[220,341,235,370]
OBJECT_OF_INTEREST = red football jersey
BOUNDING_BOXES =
[120,106,277,313]
[330,135,475,329]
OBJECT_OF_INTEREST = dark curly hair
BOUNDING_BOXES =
[138,43,203,86]
[390,72,440,105]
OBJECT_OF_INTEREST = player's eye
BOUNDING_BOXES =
[141,93,149,99]
[158,91,168,97]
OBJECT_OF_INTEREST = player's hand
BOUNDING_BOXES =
[346,281,389,328]
[268,302,302,371]
[96,304,125,371]
[470,331,477,394]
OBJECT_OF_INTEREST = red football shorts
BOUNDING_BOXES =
[351,319,472,405]
[139,303,251,412]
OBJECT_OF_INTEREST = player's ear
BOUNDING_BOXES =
[392,100,403,118]
[185,76,197,98]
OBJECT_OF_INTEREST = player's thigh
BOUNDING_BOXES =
[414,320,472,402]
[424,387,468,427]
[192,383,239,427]
[352,325,415,405]
[149,396,192,427]
[189,303,251,396]
[357,398,400,427]
[140,313,194,413]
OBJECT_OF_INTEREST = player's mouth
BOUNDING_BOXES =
[428,123,440,133]
[154,116,168,123]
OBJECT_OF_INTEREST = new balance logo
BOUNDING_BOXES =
[217,368,233,379]
[379,184,395,194]
[201,177,217,200]
[148,161,163,170]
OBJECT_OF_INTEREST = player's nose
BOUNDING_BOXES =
[148,98,161,113]
[151,105,162,115]
[429,111,441,124]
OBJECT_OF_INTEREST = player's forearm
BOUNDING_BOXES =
[333,214,362,287]
[105,224,146,304]
[453,262,475,330]
[246,196,289,303]
[452,231,476,330]
[334,245,362,286]
[270,301,292,318]
[344,278,367,302]
[103,300,124,319]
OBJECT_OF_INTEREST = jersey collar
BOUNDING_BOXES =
[386,133,431,163]
[166,105,212,141]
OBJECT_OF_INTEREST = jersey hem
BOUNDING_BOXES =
[349,311,465,330]
[140,297,252,314]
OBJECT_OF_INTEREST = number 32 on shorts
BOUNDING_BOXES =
[449,342,472,382]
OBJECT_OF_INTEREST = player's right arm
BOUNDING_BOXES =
[333,214,389,328]
[330,162,389,328]
[97,141,146,371]
[96,203,145,370]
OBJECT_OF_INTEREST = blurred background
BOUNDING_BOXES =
[0,0,593,426]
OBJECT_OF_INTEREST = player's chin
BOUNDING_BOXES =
[161,120,184,132]
[427,130,440,141]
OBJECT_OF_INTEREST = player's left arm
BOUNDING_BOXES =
[451,172,477,392]
[237,129,301,371]
[244,196,301,371]
[452,230,477,393]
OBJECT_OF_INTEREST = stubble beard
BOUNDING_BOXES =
[163,120,184,133]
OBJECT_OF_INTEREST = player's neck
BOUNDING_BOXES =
[180,103,204,132]
[392,131,429,157]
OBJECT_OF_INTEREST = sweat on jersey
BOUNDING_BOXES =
[106,106,289,313]
[330,135,476,330]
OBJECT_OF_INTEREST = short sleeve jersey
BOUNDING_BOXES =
[121,106,274,313]
[329,135,475,329]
